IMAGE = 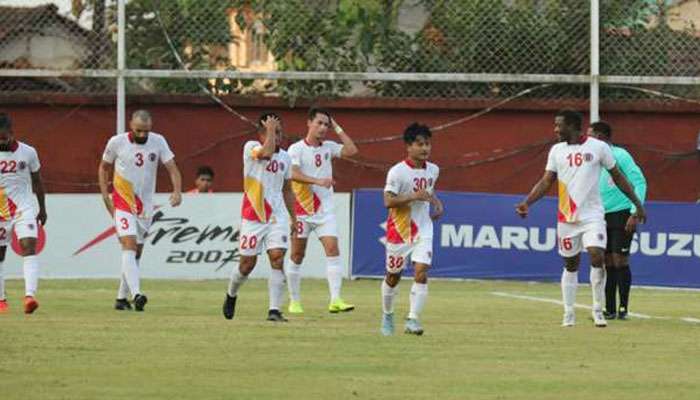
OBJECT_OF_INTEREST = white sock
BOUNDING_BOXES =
[590,266,606,312]
[117,274,130,299]
[0,261,5,300]
[326,256,343,302]
[268,268,286,311]
[408,282,428,320]
[286,260,302,302]
[561,269,578,314]
[23,255,39,297]
[381,280,398,314]
[121,250,140,297]
[227,267,248,297]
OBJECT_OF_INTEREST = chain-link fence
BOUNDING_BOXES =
[1,0,699,103]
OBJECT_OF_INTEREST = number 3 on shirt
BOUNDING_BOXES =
[135,153,144,167]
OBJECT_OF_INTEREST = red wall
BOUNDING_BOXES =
[2,95,698,201]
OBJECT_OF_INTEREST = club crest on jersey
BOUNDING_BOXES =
[584,153,594,162]
[282,235,288,243]
[279,162,285,171]
[324,153,330,160]
[149,153,157,162]
[18,161,26,170]
[28,223,35,230]
[597,233,604,241]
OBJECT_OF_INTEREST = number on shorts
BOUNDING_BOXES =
[314,154,322,167]
[560,237,573,251]
[241,235,258,250]
[120,217,129,230]
[295,221,304,235]
[135,153,144,167]
[0,227,6,241]
[387,255,404,270]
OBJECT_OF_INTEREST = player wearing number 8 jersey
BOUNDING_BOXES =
[223,113,297,322]
[98,110,182,312]
[0,113,47,314]
[380,123,443,336]
[285,108,359,314]
[516,110,646,328]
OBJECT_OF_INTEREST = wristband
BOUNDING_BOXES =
[334,124,344,134]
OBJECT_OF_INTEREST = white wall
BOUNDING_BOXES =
[3,193,351,280]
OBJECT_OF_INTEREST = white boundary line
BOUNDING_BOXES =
[490,292,700,324]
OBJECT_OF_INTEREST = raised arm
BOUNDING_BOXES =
[31,171,47,226]
[515,171,557,218]
[98,160,114,216]
[332,119,358,158]
[163,159,182,207]
[256,116,279,160]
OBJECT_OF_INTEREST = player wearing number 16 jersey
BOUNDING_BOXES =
[223,113,297,322]
[0,113,47,315]
[380,123,443,336]
[285,108,359,314]
[98,110,182,312]
[516,110,646,328]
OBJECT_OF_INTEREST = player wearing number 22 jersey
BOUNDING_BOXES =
[0,113,47,315]
[380,123,443,336]
[516,110,645,329]
[223,113,297,322]
[99,110,182,312]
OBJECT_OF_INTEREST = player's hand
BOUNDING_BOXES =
[315,177,334,188]
[515,202,529,218]
[262,115,280,134]
[170,192,182,207]
[37,208,47,226]
[627,207,647,232]
[430,200,444,220]
[331,118,345,135]
[624,215,638,233]
[413,190,432,202]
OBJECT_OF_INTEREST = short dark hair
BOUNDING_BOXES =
[308,107,331,121]
[403,123,432,144]
[590,121,612,139]
[257,112,280,131]
[555,110,583,131]
[0,113,12,131]
[196,165,215,178]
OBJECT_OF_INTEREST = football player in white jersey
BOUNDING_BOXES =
[286,108,358,314]
[98,110,182,312]
[0,113,47,314]
[223,113,297,322]
[516,110,646,327]
[381,123,443,336]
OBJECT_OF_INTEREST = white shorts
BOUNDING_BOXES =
[557,220,607,258]
[239,219,290,257]
[294,212,337,239]
[385,237,433,274]
[0,210,39,246]
[115,209,152,244]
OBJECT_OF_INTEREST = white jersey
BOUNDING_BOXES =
[384,159,439,244]
[0,141,40,220]
[545,136,615,224]
[102,132,175,219]
[241,140,292,224]
[288,139,343,218]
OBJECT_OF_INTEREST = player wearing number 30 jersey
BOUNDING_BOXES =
[223,113,297,322]
[98,110,182,312]
[516,110,645,328]
[380,123,443,336]
[0,113,47,315]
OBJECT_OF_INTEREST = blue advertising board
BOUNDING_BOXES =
[351,189,700,288]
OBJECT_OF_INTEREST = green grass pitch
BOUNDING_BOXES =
[1,278,699,400]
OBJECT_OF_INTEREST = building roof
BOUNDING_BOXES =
[0,4,94,45]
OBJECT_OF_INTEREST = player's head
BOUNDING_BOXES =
[0,113,13,146]
[588,121,612,142]
[554,110,582,141]
[194,165,214,193]
[307,107,331,140]
[130,110,152,144]
[403,123,432,161]
[258,112,282,144]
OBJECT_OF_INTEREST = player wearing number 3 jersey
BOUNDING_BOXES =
[380,123,443,336]
[98,110,182,312]
[516,110,646,328]
[223,113,297,322]
[0,113,47,315]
